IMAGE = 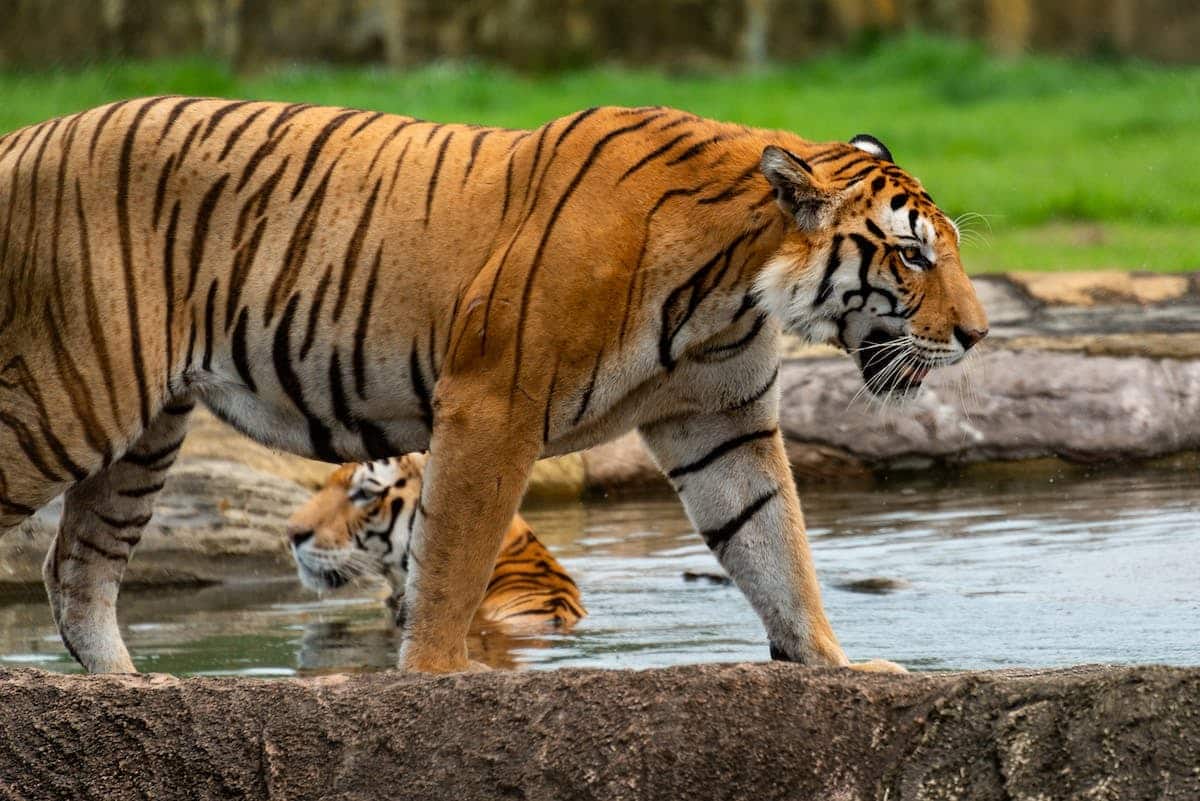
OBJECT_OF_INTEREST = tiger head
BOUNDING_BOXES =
[285,455,425,593]
[755,135,988,398]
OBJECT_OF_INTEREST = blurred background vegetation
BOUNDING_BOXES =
[2,0,1197,273]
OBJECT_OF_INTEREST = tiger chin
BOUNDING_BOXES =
[286,454,587,632]
[0,98,985,675]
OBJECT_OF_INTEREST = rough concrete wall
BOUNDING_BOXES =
[0,664,1196,800]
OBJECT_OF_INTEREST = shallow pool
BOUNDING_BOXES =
[1,466,1196,675]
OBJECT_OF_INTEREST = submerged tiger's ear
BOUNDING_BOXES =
[760,145,837,232]
[849,134,893,163]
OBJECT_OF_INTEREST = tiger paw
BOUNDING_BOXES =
[847,658,908,674]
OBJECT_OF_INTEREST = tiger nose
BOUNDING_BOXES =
[288,527,314,547]
[953,325,988,352]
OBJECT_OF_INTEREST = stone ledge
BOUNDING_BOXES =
[0,664,1195,800]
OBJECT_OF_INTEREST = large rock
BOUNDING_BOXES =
[0,664,1195,800]
[780,348,1200,467]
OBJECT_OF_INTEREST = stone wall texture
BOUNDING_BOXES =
[0,664,1197,800]
[3,0,1198,69]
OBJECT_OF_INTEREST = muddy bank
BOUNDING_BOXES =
[0,664,1195,800]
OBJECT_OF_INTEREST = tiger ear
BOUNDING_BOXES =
[849,133,893,163]
[760,145,837,232]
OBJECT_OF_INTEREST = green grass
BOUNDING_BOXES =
[2,36,1197,273]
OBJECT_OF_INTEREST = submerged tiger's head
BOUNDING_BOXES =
[286,455,425,593]
[755,135,988,398]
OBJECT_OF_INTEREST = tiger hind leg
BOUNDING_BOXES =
[42,399,194,673]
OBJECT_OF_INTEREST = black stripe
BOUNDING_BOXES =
[234,155,288,244]
[266,162,336,325]
[351,111,385,137]
[849,233,878,289]
[116,97,171,429]
[162,402,195,416]
[668,429,776,480]
[890,193,910,210]
[76,538,128,563]
[95,511,154,529]
[124,437,184,468]
[0,410,62,482]
[162,200,182,376]
[728,366,779,412]
[500,151,516,221]
[328,348,355,431]
[814,234,843,307]
[152,153,176,229]
[231,307,258,392]
[218,105,268,161]
[116,480,166,500]
[619,133,690,182]
[542,359,559,444]
[865,218,886,239]
[700,488,779,555]
[73,184,122,427]
[697,312,768,360]
[157,97,205,144]
[267,103,313,137]
[365,119,417,177]
[353,247,382,400]
[186,174,230,299]
[301,263,334,361]
[273,293,340,463]
[236,128,287,192]
[290,110,356,200]
[44,300,112,463]
[665,134,728,166]
[333,176,382,321]
[88,100,132,160]
[200,278,219,371]
[173,119,203,168]
[409,345,433,430]
[462,128,491,185]
[832,155,872,176]
[200,100,253,143]
[423,130,453,227]
[658,224,768,370]
[573,350,603,426]
[225,213,269,330]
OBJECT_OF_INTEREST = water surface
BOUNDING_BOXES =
[1,467,1196,675]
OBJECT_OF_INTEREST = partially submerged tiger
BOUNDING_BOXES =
[0,98,986,674]
[287,454,586,629]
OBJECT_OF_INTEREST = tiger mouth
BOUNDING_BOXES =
[294,552,354,591]
[855,328,930,397]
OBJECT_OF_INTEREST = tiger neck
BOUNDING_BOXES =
[637,125,826,359]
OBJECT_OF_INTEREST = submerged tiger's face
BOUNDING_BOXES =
[755,135,988,398]
[285,455,425,592]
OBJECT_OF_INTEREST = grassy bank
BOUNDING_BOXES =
[2,36,1196,273]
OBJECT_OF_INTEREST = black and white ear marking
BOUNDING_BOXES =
[761,145,836,232]
[849,134,893,163]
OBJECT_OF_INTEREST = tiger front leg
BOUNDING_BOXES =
[639,405,904,673]
[398,393,541,673]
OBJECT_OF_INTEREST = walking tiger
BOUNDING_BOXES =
[0,99,986,673]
